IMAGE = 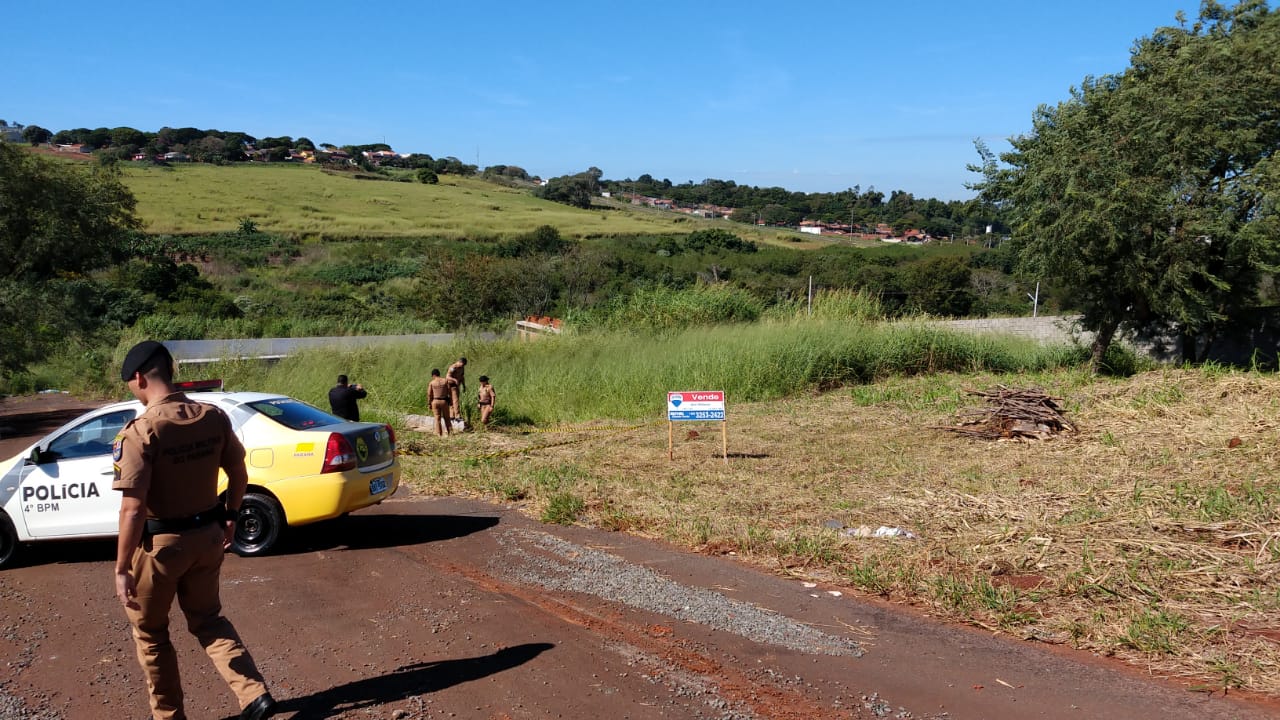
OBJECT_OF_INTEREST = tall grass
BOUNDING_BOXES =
[573,284,765,331]
[763,288,885,323]
[206,318,1090,425]
[134,314,441,341]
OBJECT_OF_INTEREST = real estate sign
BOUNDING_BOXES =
[667,391,725,421]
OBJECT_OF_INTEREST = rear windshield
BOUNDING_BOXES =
[245,398,342,430]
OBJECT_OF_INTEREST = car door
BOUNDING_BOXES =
[19,408,137,537]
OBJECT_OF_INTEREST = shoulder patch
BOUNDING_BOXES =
[112,436,123,462]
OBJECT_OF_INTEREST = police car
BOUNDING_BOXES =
[0,382,400,568]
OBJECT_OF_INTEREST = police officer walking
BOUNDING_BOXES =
[112,341,276,720]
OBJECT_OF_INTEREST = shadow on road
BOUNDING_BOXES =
[274,513,500,555]
[11,513,500,569]
[243,643,554,719]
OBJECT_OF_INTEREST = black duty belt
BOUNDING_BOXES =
[145,505,224,535]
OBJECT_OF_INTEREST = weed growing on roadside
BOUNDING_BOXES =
[542,492,585,525]
[1120,609,1190,654]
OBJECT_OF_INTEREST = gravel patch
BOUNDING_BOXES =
[495,528,863,657]
[0,684,60,720]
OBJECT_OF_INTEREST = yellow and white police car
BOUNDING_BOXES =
[0,385,399,568]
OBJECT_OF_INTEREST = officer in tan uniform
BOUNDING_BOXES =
[112,341,276,720]
[427,368,454,436]
[476,375,496,427]
[446,357,467,421]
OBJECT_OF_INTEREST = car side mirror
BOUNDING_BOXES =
[27,447,57,465]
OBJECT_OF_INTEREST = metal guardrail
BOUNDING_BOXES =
[163,332,498,364]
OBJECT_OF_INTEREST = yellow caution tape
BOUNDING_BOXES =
[511,420,663,434]
[397,420,657,460]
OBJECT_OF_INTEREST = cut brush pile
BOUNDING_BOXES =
[937,385,1075,440]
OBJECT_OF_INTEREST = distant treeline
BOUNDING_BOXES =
[22,124,483,176]
[603,176,1002,239]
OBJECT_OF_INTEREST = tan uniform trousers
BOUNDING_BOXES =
[125,522,267,720]
[430,399,451,435]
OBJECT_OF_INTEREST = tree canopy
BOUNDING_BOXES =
[973,0,1280,367]
[21,125,51,145]
[538,168,602,209]
[0,143,141,374]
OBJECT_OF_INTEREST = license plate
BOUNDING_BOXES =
[369,476,388,495]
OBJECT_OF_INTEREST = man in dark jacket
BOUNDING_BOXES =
[328,374,367,421]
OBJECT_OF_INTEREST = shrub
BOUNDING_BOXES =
[683,228,756,253]
[542,492,585,525]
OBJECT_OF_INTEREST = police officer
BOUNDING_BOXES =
[446,357,467,421]
[328,373,367,421]
[427,368,454,437]
[112,341,276,720]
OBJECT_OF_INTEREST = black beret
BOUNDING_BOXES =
[120,340,172,381]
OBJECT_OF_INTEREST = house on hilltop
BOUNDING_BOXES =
[362,149,400,165]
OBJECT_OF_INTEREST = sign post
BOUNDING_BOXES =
[666,391,727,464]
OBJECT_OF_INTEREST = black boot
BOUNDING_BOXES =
[240,693,276,720]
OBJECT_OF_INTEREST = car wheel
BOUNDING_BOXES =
[0,511,19,569]
[232,493,283,557]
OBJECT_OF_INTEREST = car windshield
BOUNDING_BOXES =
[245,398,343,430]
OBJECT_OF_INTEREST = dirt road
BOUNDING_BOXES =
[1,397,1276,719]
[1,492,1274,719]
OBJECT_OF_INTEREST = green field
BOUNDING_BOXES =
[121,162,825,246]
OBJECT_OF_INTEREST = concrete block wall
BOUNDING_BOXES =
[934,315,1092,346]
[935,313,1280,366]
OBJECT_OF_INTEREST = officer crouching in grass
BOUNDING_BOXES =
[112,341,277,720]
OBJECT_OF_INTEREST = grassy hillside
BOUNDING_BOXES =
[119,162,824,246]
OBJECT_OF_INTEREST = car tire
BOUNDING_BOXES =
[0,511,19,569]
[232,493,283,557]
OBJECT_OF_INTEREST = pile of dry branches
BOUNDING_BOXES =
[938,385,1075,440]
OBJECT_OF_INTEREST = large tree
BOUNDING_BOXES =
[538,170,600,209]
[972,0,1280,368]
[0,143,140,374]
[21,125,52,146]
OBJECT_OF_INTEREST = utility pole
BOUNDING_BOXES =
[1027,281,1040,318]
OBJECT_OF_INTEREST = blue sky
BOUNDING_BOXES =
[3,0,1207,200]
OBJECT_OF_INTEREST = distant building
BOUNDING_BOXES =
[516,316,562,341]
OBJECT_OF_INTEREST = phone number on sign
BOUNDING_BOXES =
[669,410,725,421]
